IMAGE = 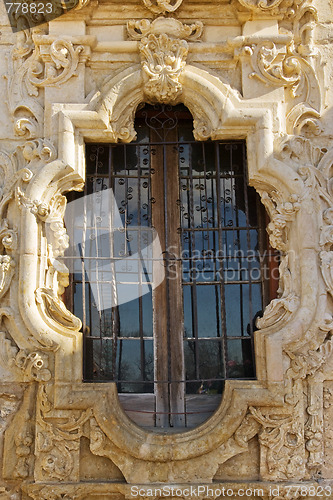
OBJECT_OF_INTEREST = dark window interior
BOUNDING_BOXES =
[65,104,277,429]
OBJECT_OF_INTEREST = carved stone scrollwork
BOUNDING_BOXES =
[15,350,52,382]
[128,17,203,104]
[237,0,307,17]
[27,37,84,89]
[0,221,17,254]
[6,27,43,139]
[141,0,183,14]
[127,18,203,41]
[294,4,318,57]
[7,32,88,139]
[35,288,82,331]
[0,332,52,381]
[16,139,57,170]
[258,190,300,251]
[256,255,299,330]
[139,34,188,103]
[35,386,92,482]
[244,40,322,135]
[277,135,325,169]
[249,406,305,480]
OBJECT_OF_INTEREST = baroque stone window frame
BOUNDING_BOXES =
[4,60,331,485]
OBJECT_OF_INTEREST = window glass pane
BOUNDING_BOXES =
[118,295,140,337]
[86,144,109,176]
[73,282,90,328]
[184,340,224,394]
[142,291,153,337]
[196,285,221,338]
[178,122,194,142]
[183,285,193,338]
[198,340,224,382]
[116,339,154,392]
[91,338,114,380]
[227,338,254,378]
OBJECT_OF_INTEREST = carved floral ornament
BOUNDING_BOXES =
[127,18,203,104]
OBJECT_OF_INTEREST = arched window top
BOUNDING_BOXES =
[67,104,276,431]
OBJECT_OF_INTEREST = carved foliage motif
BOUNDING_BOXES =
[259,190,300,252]
[244,40,322,135]
[2,385,36,480]
[0,150,21,302]
[282,315,333,470]
[36,386,92,482]
[139,34,188,103]
[0,257,15,300]
[0,333,52,382]
[249,406,305,480]
[45,194,70,259]
[27,38,83,89]
[129,17,203,104]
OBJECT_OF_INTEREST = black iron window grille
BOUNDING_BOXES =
[66,104,276,429]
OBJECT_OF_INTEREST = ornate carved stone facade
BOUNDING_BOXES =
[0,0,333,498]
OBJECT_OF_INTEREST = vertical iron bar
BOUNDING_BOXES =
[188,142,199,382]
[215,142,228,381]
[138,143,145,386]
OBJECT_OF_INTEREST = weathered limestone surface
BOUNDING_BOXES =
[0,0,333,498]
